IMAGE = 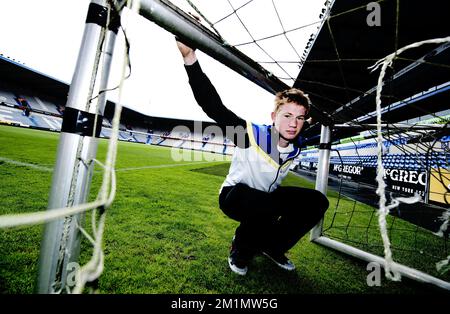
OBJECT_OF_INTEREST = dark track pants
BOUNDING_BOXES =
[219,183,329,255]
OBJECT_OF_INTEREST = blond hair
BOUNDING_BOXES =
[274,88,310,115]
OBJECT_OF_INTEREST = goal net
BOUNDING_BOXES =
[294,0,450,289]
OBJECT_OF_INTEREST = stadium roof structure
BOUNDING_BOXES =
[0,55,69,100]
[294,0,450,143]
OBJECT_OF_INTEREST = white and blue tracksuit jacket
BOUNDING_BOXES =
[185,61,307,193]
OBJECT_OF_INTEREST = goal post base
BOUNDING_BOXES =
[312,235,450,291]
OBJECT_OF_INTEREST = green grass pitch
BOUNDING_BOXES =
[0,125,447,294]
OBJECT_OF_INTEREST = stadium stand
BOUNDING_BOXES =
[0,55,235,155]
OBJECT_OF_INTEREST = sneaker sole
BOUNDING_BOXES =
[228,257,248,276]
[262,252,296,271]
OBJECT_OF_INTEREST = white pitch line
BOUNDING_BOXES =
[115,160,221,172]
[0,157,53,172]
[0,157,222,173]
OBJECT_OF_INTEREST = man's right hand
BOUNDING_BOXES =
[176,40,197,66]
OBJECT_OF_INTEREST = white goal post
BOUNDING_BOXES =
[36,0,120,293]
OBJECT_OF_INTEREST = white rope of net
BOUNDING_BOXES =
[369,36,450,281]
[435,206,450,274]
